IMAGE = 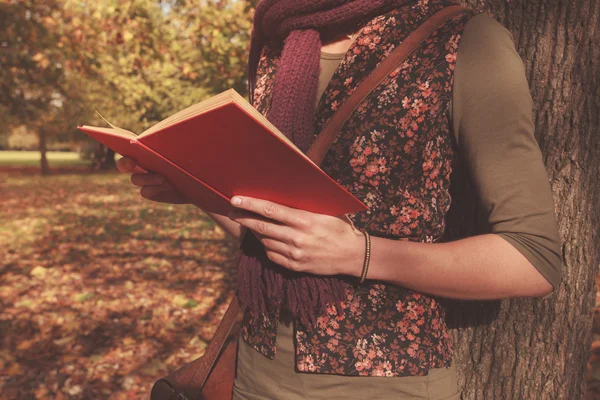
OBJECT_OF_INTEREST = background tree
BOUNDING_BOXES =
[0,0,72,174]
[0,0,253,172]
[63,0,253,169]
[442,1,600,398]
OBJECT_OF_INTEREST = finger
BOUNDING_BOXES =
[264,250,295,271]
[117,157,146,173]
[229,211,296,243]
[253,231,286,251]
[259,235,302,263]
[131,172,167,187]
[140,184,188,204]
[116,156,135,172]
[230,196,311,229]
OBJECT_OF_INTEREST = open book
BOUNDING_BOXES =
[78,89,368,216]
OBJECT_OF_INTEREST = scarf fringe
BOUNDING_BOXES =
[236,231,346,329]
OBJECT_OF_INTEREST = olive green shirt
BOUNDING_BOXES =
[315,12,562,289]
[234,12,563,400]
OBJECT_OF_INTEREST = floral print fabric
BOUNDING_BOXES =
[241,0,477,377]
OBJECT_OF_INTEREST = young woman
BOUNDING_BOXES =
[118,0,563,398]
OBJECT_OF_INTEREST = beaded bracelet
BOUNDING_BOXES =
[359,230,371,283]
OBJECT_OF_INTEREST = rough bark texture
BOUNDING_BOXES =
[439,1,600,399]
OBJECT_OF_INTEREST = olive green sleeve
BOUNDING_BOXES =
[450,13,563,290]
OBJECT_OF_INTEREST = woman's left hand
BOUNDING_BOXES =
[228,196,365,277]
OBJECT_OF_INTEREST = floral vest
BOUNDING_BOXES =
[241,0,478,377]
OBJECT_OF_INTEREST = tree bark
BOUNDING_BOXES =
[441,1,600,399]
[38,127,50,175]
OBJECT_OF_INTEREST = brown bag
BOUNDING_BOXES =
[151,297,241,400]
[150,5,469,400]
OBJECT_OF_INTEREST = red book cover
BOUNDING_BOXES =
[77,89,368,217]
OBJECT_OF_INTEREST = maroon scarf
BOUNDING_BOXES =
[238,0,417,329]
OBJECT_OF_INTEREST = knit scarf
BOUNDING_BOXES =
[238,0,417,329]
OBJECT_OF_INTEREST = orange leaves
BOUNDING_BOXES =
[42,16,57,30]
[1,171,238,398]
[31,52,51,69]
[6,363,25,376]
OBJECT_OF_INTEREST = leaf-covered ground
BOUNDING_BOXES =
[0,171,238,399]
[3,169,599,399]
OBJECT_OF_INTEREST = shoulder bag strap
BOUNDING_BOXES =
[308,4,469,165]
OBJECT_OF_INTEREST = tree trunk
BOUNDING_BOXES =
[91,145,116,171]
[38,127,50,175]
[98,148,116,170]
[440,1,600,399]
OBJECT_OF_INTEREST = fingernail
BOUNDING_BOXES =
[231,197,241,205]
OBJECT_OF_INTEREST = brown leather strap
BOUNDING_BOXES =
[153,295,241,399]
[195,3,469,393]
[194,296,240,388]
[308,4,469,165]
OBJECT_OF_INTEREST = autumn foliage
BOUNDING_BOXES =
[1,0,254,167]
[0,1,253,397]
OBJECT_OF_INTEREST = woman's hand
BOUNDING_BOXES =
[116,157,189,204]
[228,195,365,277]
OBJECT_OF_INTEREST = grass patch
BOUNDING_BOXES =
[0,151,89,167]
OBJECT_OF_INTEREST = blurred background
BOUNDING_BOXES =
[1,0,257,173]
[1,0,256,398]
[1,0,599,399]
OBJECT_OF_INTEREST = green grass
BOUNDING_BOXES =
[0,151,89,167]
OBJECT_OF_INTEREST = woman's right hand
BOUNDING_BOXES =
[116,156,189,204]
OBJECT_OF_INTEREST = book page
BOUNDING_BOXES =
[140,89,240,136]
[138,89,316,167]
[79,111,139,139]
[78,125,138,140]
